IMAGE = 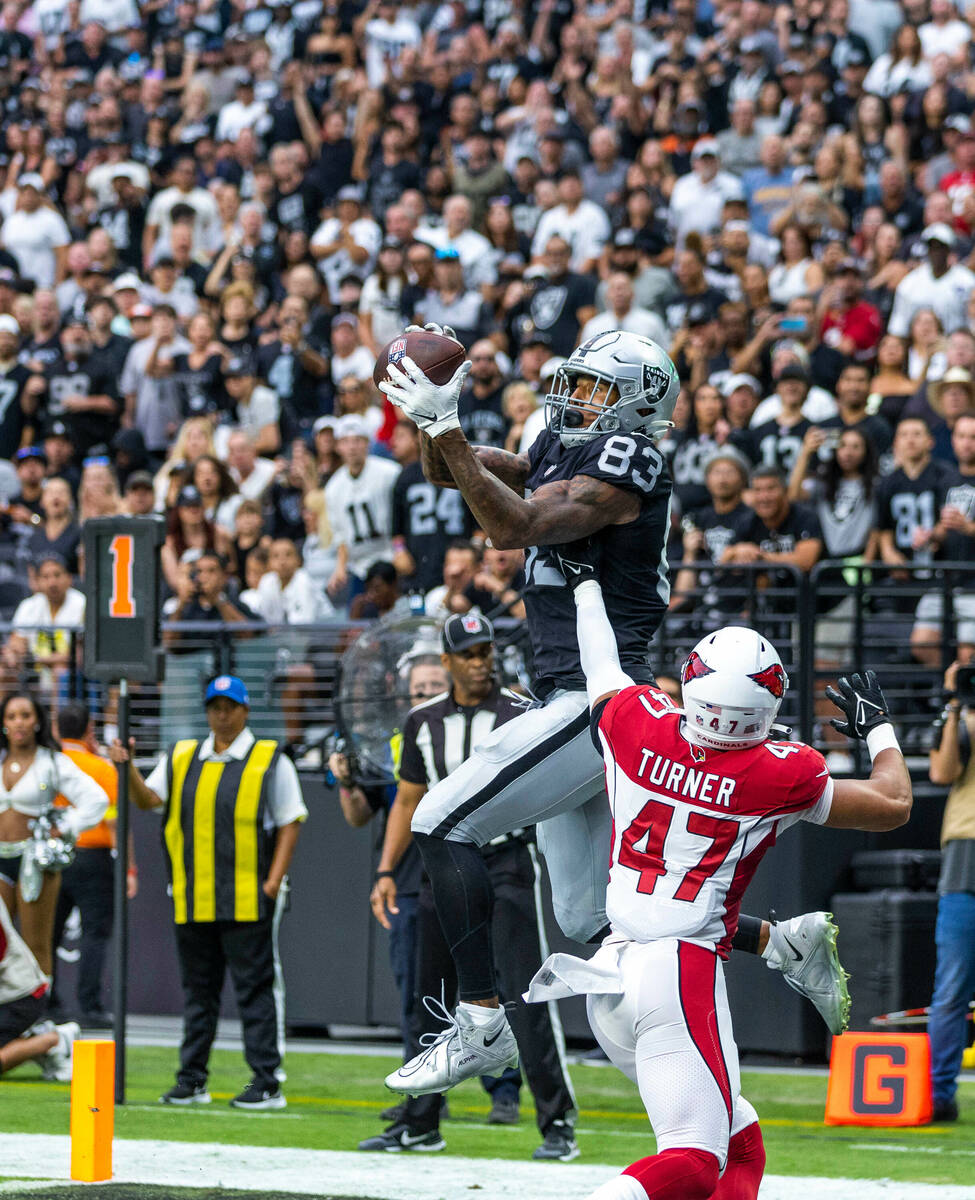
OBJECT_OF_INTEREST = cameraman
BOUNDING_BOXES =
[163,551,260,650]
[928,658,975,1123]
[329,655,448,1052]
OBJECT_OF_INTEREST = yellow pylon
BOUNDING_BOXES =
[70,1040,114,1182]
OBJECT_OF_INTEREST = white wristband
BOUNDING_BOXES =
[573,579,602,605]
[429,413,462,438]
[866,723,900,762]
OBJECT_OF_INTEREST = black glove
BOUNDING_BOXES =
[826,671,891,740]
[551,537,602,591]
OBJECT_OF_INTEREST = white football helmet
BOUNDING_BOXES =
[544,330,680,447]
[680,627,788,751]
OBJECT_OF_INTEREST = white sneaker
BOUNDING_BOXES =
[39,1022,80,1082]
[765,912,850,1035]
[385,995,518,1096]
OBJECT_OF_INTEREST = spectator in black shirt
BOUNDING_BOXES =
[389,418,472,593]
[745,363,813,472]
[508,236,596,357]
[457,340,510,450]
[27,477,80,577]
[64,22,123,74]
[665,244,730,335]
[94,171,148,270]
[877,415,964,568]
[723,464,824,613]
[672,446,754,620]
[85,296,132,381]
[367,124,422,222]
[23,291,63,372]
[819,361,894,455]
[9,446,46,524]
[45,319,121,460]
[41,420,81,496]
[304,109,355,206]
[270,144,321,236]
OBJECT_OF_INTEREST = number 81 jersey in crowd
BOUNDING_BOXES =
[594,685,833,956]
[523,427,673,698]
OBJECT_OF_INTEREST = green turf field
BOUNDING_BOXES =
[1,1046,973,1188]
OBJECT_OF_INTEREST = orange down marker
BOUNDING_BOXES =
[70,1040,114,1181]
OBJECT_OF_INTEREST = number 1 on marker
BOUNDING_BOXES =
[109,534,136,618]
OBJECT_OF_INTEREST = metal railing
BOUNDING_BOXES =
[1,560,972,768]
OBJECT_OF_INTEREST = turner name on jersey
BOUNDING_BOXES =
[596,685,833,954]
[523,426,673,696]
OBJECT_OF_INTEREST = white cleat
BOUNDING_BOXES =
[385,994,519,1096]
[39,1021,80,1082]
[765,911,851,1036]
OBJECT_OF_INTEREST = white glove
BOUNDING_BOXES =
[405,322,461,343]
[379,355,471,438]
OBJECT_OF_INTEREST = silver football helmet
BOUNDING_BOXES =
[544,330,680,447]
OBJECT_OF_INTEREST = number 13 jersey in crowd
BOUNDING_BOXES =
[523,427,673,698]
[594,685,833,955]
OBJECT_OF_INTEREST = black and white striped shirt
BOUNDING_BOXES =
[399,685,525,787]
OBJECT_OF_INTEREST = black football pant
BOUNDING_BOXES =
[51,847,114,1014]
[404,841,574,1137]
[174,917,279,1090]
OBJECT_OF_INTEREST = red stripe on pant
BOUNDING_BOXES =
[677,940,733,1125]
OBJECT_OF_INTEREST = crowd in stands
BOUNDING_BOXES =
[0,0,969,696]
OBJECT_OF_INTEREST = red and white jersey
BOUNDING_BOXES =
[596,685,833,956]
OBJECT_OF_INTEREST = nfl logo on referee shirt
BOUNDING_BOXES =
[389,338,407,365]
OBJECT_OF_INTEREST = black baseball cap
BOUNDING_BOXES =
[42,418,70,440]
[442,612,495,654]
[223,355,255,378]
[125,469,154,491]
[778,362,810,384]
[177,485,203,507]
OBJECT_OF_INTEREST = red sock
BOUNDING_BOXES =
[623,1147,720,1199]
[711,1122,766,1200]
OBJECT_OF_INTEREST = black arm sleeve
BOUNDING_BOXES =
[589,696,612,753]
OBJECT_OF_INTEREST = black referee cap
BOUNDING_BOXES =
[442,612,495,654]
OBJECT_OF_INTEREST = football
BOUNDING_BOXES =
[373,329,467,389]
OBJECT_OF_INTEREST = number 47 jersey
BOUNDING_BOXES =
[595,685,834,956]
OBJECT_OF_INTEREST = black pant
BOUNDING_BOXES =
[174,917,279,1090]
[52,848,114,1014]
[405,841,573,1136]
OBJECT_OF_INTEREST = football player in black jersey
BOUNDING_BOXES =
[378,324,849,1096]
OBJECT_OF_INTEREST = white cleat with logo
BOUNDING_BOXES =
[385,995,519,1096]
[765,911,851,1036]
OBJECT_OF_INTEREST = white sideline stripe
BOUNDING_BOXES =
[2,1136,975,1200]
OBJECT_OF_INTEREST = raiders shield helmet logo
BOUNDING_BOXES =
[642,363,671,399]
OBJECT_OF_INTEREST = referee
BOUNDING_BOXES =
[110,675,307,1111]
[361,613,578,1161]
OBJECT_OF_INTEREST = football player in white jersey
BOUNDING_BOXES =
[523,551,912,1200]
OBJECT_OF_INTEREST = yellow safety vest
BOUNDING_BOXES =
[163,737,281,924]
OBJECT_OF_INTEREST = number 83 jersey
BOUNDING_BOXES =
[524,427,673,697]
[595,685,834,955]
